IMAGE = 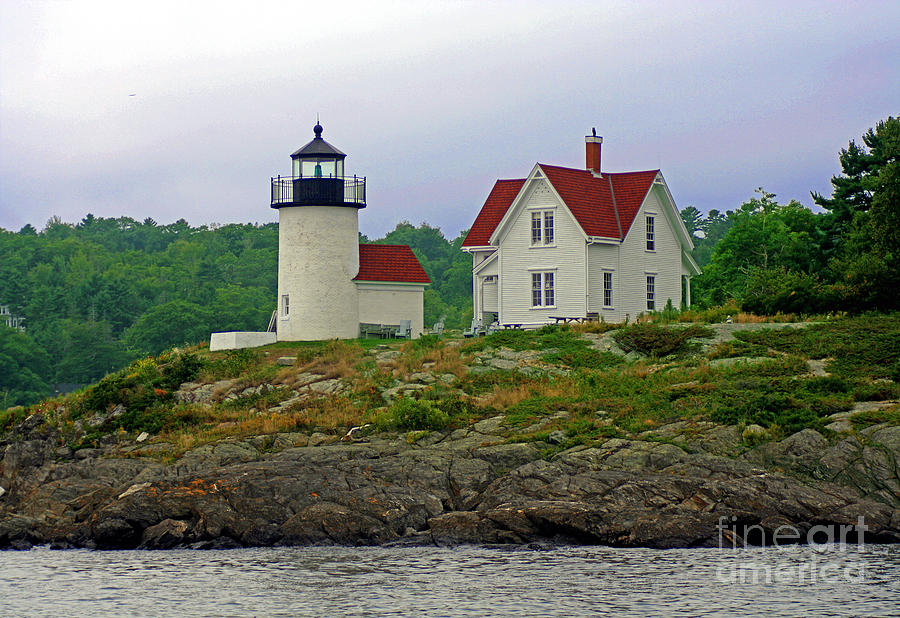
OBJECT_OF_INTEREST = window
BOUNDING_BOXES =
[282,294,290,317]
[530,211,555,246]
[646,215,655,251]
[646,276,656,311]
[603,271,613,307]
[531,271,555,307]
[531,212,542,244]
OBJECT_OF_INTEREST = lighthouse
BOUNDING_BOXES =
[209,122,428,350]
[270,122,367,340]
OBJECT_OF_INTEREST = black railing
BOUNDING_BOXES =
[271,175,366,207]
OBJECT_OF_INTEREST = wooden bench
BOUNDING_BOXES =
[359,323,402,339]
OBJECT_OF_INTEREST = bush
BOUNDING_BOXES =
[73,350,205,418]
[613,323,713,357]
[740,267,834,316]
[379,397,450,431]
[206,348,258,378]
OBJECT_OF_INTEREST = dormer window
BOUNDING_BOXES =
[531,211,555,246]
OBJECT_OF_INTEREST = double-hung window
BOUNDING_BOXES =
[531,211,555,246]
[603,271,613,308]
[531,271,555,307]
[646,275,656,311]
[282,294,290,317]
[646,215,655,251]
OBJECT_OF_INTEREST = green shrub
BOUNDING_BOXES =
[851,381,900,401]
[542,348,622,370]
[740,267,834,316]
[206,348,258,378]
[379,397,450,431]
[0,406,27,432]
[410,334,442,351]
[613,323,713,357]
[73,350,205,418]
[850,406,900,429]
[734,315,900,380]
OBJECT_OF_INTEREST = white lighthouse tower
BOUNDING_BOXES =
[270,122,367,340]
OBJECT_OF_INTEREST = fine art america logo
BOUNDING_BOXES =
[715,516,873,584]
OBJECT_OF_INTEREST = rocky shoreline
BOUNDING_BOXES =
[2,408,898,551]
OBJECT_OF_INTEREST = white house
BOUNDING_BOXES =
[210,123,429,350]
[461,131,701,326]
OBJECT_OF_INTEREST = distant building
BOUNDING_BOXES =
[1,304,25,332]
[462,131,701,326]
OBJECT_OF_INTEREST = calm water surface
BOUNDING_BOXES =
[1,545,898,616]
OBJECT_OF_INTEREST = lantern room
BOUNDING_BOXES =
[291,122,345,178]
[271,122,366,209]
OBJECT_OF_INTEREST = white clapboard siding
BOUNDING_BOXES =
[498,179,586,325]
[615,186,684,319]
[587,243,619,319]
[483,281,498,312]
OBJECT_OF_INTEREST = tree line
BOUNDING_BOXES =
[682,116,898,315]
[2,116,897,407]
[0,216,473,407]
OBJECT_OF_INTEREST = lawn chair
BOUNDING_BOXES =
[394,320,411,339]
[463,317,483,338]
[486,320,501,334]
[432,319,444,337]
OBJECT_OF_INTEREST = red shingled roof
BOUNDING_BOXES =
[354,244,430,284]
[461,165,658,246]
[461,179,526,247]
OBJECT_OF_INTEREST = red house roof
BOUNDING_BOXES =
[354,244,430,284]
[461,165,658,246]
[461,179,526,247]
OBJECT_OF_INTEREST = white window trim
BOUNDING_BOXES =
[645,274,656,311]
[281,294,290,319]
[602,269,614,309]
[529,209,557,248]
[645,213,657,253]
[530,270,556,309]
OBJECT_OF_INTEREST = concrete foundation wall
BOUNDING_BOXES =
[210,331,277,351]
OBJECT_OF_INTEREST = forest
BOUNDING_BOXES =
[1,117,897,408]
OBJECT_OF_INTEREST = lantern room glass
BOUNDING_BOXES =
[292,158,343,179]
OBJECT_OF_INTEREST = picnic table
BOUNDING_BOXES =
[548,315,599,324]
[549,316,586,324]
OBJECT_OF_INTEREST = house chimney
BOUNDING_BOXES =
[585,128,602,175]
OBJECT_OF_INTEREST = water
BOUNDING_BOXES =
[1,545,898,616]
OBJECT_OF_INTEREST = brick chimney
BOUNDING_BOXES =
[585,128,602,175]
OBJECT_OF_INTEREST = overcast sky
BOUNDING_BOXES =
[1,1,897,239]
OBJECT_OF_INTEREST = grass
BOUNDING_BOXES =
[850,404,900,429]
[733,314,900,380]
[7,314,900,458]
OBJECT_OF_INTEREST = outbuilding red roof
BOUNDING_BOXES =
[354,244,430,284]
[461,165,658,246]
